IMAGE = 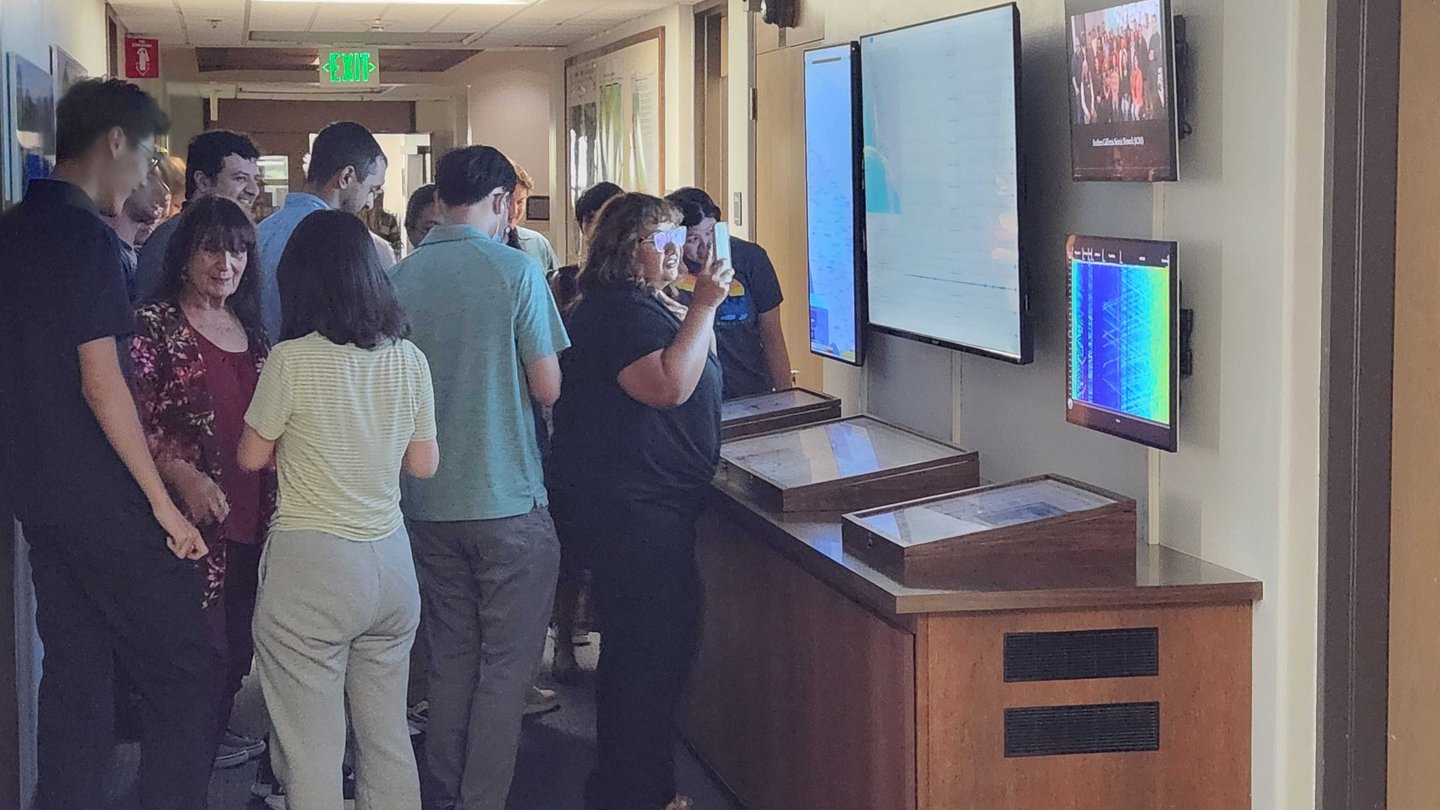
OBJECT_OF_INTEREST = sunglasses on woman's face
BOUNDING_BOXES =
[643,226,687,254]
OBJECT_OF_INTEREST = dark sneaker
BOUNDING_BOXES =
[222,729,266,762]
[214,743,250,770]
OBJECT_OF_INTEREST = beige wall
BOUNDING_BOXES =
[442,50,560,242]
[739,0,1327,807]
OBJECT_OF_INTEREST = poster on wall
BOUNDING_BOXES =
[6,54,57,207]
[51,46,88,100]
[565,28,664,255]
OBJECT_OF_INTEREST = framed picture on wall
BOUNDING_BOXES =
[51,46,89,100]
[5,54,57,207]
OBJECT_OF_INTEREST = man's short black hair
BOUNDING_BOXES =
[435,146,517,207]
[664,187,723,228]
[185,130,261,199]
[575,181,624,228]
[306,121,384,185]
[56,79,170,163]
[405,184,438,229]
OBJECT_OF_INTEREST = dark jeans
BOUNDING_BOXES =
[205,539,262,737]
[26,508,221,810]
[586,498,705,810]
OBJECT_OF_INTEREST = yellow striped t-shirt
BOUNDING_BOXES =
[245,332,437,542]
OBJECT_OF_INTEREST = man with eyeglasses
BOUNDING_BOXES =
[100,164,171,303]
[389,145,569,810]
[0,78,217,810]
[134,129,262,302]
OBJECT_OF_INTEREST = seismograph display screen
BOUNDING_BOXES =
[1066,234,1178,451]
[804,42,866,365]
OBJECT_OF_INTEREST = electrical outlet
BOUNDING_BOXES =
[733,192,743,226]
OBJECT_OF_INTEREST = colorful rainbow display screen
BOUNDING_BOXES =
[1065,234,1178,451]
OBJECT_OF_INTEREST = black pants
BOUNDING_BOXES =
[209,539,262,737]
[587,498,704,810]
[25,508,222,810]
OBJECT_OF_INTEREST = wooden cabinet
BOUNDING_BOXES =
[685,480,1260,810]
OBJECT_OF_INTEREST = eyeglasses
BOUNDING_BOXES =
[643,226,687,254]
[141,144,163,172]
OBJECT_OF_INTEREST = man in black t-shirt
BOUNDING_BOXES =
[0,79,218,810]
[665,187,792,400]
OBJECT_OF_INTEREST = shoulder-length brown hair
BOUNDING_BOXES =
[577,193,681,299]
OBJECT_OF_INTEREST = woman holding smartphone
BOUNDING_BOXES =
[238,211,438,810]
[549,193,731,810]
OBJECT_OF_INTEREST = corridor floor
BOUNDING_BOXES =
[102,633,743,809]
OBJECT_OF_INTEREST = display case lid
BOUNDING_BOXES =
[849,477,1123,548]
[720,416,965,489]
[720,388,835,424]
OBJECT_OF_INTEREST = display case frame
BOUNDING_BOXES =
[718,415,980,513]
[720,387,843,441]
[841,474,1137,579]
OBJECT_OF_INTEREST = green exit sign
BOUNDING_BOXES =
[321,51,379,85]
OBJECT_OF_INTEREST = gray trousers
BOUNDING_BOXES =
[254,527,422,810]
[408,507,561,810]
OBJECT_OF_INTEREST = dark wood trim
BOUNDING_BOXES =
[1317,0,1401,807]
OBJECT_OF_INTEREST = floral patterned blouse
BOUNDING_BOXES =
[130,301,277,608]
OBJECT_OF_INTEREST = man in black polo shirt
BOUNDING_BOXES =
[665,187,793,399]
[0,79,219,810]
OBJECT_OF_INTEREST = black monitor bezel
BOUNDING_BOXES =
[1064,0,1181,182]
[1064,233,1180,452]
[858,2,1032,365]
[802,40,868,368]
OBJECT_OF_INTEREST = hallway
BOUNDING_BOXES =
[103,634,743,809]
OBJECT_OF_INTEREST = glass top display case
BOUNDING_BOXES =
[718,416,979,513]
[720,388,842,441]
[841,475,1137,584]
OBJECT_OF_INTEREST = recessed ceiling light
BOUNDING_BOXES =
[256,0,532,4]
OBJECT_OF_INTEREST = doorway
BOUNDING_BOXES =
[694,1,729,206]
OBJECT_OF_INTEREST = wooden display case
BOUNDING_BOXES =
[841,475,1137,583]
[720,388,842,441]
[718,416,979,513]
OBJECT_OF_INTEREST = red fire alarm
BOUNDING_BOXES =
[125,37,160,79]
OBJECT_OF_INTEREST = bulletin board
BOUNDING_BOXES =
[564,27,665,254]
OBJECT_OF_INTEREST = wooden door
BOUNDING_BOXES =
[1388,0,1440,802]
[754,45,823,390]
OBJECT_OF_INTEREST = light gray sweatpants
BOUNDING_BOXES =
[254,526,422,810]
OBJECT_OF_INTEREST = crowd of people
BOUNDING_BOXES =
[0,76,794,810]
[1070,8,1168,126]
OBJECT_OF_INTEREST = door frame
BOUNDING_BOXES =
[1317,0,1400,807]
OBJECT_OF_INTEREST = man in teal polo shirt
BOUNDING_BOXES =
[390,144,569,810]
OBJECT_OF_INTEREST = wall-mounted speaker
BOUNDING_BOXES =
[760,0,799,28]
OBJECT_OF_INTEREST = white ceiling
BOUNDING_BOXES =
[111,0,687,49]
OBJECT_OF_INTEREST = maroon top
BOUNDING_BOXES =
[195,330,264,545]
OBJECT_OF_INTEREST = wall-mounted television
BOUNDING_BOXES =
[859,4,1030,363]
[1066,0,1179,181]
[1066,234,1178,452]
[803,42,866,366]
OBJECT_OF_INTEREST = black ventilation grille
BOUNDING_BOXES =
[1004,627,1159,682]
[1004,702,1160,758]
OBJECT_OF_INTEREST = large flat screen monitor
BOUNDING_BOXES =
[804,42,866,366]
[859,4,1030,363]
[1066,234,1178,452]
[1066,0,1179,181]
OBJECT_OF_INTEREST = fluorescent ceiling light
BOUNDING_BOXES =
[256,0,531,4]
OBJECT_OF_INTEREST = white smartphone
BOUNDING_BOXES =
[713,222,733,269]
